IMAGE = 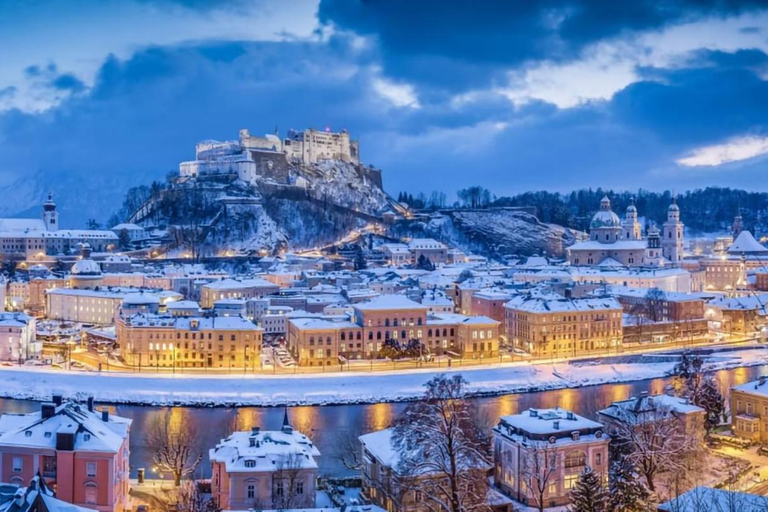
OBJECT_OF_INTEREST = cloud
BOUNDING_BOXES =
[372,77,420,109]
[676,135,768,167]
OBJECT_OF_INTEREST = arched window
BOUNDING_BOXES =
[368,331,373,340]
[356,332,361,340]
[450,328,454,336]
[326,337,331,345]
[385,331,390,340]
[385,318,390,327]
[244,460,256,468]
[428,329,433,337]
[442,328,447,337]
[377,331,382,340]
[393,318,399,327]
[417,318,423,326]
[401,330,407,339]
[309,337,314,346]
[340,332,346,341]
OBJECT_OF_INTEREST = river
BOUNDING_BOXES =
[1,364,765,479]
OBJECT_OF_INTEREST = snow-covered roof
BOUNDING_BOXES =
[567,240,647,251]
[597,394,704,422]
[728,230,768,254]
[499,408,603,436]
[0,219,46,233]
[110,223,144,231]
[203,277,278,290]
[354,294,426,311]
[658,486,768,511]
[288,317,358,330]
[0,475,97,512]
[209,427,320,473]
[407,238,447,250]
[126,313,262,331]
[359,428,398,467]
[732,377,768,398]
[504,294,621,313]
[0,401,130,454]
[70,259,101,276]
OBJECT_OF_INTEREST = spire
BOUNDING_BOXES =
[282,407,291,428]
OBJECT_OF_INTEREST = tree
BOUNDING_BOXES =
[698,377,725,434]
[118,228,131,250]
[672,352,724,434]
[520,441,558,512]
[271,452,308,511]
[569,466,608,512]
[146,413,203,486]
[354,247,367,270]
[417,254,435,271]
[391,374,491,512]
[166,481,220,512]
[86,219,101,230]
[608,430,652,511]
[610,403,699,492]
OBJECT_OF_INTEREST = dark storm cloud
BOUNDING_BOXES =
[319,0,768,90]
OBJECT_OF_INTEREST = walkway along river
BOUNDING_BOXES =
[0,364,765,479]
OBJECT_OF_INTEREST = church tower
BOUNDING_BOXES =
[644,225,664,266]
[43,192,58,232]
[732,211,744,238]
[662,197,684,264]
[622,197,642,240]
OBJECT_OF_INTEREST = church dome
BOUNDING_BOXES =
[71,259,101,276]
[626,197,637,213]
[590,196,621,229]
[669,197,679,212]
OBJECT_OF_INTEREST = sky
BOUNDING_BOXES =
[1,0,768,222]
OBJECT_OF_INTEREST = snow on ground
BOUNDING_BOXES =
[0,346,766,407]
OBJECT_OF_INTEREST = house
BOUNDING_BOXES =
[493,408,609,509]
[730,376,768,443]
[0,397,131,512]
[0,475,97,512]
[209,413,319,511]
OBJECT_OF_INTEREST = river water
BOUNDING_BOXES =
[1,365,765,479]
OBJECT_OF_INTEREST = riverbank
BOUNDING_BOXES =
[1,345,766,407]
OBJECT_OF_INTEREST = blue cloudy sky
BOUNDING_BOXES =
[1,0,768,222]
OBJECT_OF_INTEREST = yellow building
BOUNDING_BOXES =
[118,313,263,370]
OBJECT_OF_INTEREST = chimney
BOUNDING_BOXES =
[553,420,560,430]
[249,437,256,447]
[41,403,56,419]
[567,412,575,420]
[564,288,572,299]
[52,395,63,406]
[529,410,538,418]
[760,376,767,387]
[87,396,94,412]
[101,409,109,422]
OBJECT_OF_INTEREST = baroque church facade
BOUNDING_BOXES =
[566,196,684,267]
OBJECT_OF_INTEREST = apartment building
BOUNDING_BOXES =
[0,397,131,512]
[504,294,623,357]
[493,408,609,509]
[117,313,263,369]
[209,417,319,511]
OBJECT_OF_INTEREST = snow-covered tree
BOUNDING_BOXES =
[146,413,203,486]
[608,432,653,511]
[610,403,699,492]
[391,374,491,512]
[520,441,558,512]
[699,377,725,434]
[568,466,608,512]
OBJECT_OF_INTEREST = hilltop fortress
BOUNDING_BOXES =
[178,127,374,187]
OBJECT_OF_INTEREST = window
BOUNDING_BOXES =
[596,453,603,466]
[245,460,255,468]
[276,482,284,496]
[564,474,579,490]
[84,484,98,505]
[247,483,256,500]
[86,462,97,477]
[12,457,22,472]
[296,481,304,495]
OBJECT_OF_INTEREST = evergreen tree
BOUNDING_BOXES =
[699,376,725,434]
[569,466,608,512]
[608,431,653,511]
[354,247,367,271]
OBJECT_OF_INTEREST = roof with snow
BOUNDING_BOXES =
[203,277,279,290]
[597,394,704,423]
[658,486,768,511]
[498,408,603,436]
[354,294,426,311]
[728,230,768,254]
[209,427,320,473]
[504,294,621,313]
[0,401,131,454]
[567,240,647,251]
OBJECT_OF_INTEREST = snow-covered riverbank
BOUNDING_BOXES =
[0,346,766,407]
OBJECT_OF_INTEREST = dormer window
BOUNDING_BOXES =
[24,431,32,437]
[244,460,256,468]
[571,431,580,441]
[84,433,91,441]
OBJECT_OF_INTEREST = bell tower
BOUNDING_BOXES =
[43,192,58,232]
[662,197,684,264]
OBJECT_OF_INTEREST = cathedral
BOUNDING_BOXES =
[566,196,684,267]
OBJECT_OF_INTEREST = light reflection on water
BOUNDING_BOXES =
[1,365,765,478]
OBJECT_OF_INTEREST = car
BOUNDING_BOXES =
[758,445,768,457]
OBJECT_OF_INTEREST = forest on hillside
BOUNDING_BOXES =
[400,187,768,234]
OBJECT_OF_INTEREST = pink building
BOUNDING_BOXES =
[209,414,320,511]
[493,408,609,509]
[0,397,131,512]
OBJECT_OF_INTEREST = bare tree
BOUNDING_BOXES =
[520,441,558,512]
[146,413,203,486]
[391,374,492,512]
[611,403,699,492]
[271,452,309,511]
[166,480,221,512]
[336,427,365,472]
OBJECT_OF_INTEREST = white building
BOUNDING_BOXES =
[0,313,38,361]
[567,196,684,268]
